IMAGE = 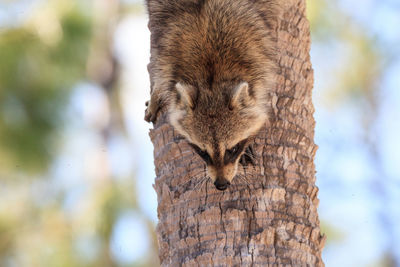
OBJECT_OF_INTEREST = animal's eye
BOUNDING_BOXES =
[189,143,212,164]
[227,143,241,156]
[224,139,248,163]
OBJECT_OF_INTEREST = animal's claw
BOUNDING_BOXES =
[144,99,159,123]
[240,144,256,166]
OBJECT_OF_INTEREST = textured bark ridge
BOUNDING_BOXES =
[148,0,325,266]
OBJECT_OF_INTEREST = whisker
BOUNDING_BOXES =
[240,164,255,170]
[177,170,207,189]
[192,177,205,190]
[236,174,252,185]
[240,176,251,185]
[238,176,249,186]
[188,176,208,198]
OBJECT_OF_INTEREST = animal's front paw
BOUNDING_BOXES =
[144,99,159,123]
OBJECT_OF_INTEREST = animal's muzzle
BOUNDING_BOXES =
[214,177,231,191]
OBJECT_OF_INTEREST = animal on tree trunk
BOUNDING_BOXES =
[145,0,277,190]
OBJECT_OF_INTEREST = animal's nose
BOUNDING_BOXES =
[214,178,231,191]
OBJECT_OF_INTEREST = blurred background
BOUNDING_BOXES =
[0,0,398,266]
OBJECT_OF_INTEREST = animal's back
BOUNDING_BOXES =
[147,0,277,92]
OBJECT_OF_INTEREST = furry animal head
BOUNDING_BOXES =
[169,80,268,190]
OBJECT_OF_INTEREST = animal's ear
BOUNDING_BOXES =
[230,82,250,108]
[176,82,196,109]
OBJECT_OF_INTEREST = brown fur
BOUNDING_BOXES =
[145,0,277,189]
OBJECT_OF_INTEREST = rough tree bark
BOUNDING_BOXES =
[148,0,325,266]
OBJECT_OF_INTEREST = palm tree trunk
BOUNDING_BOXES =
[148,0,325,266]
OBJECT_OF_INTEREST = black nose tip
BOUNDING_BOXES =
[214,179,231,191]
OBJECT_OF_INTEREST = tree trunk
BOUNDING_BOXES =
[148,0,325,266]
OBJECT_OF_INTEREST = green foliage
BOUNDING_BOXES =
[0,178,141,267]
[0,4,92,174]
[0,1,158,266]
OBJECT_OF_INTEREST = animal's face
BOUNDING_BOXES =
[188,138,250,190]
[169,81,267,190]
